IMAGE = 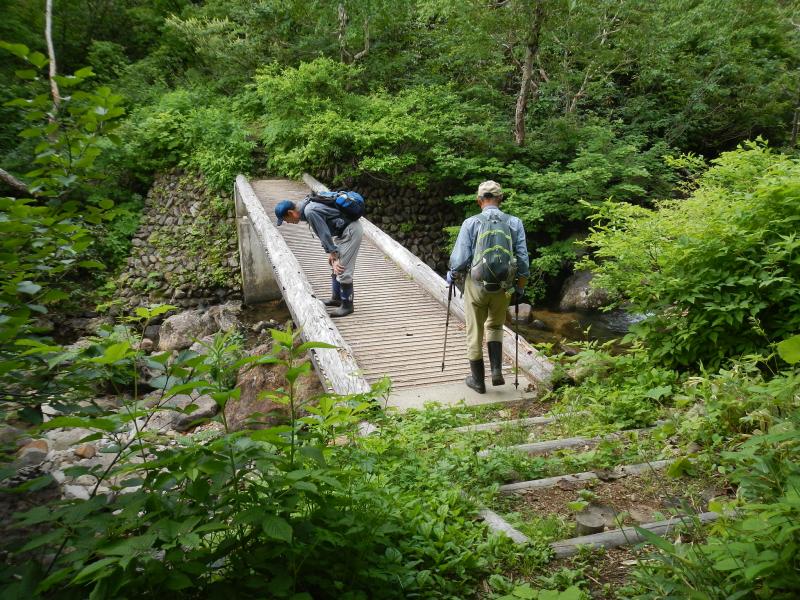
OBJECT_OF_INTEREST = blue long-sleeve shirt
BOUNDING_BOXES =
[299,198,351,254]
[448,205,530,278]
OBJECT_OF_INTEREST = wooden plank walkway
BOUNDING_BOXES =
[251,179,535,405]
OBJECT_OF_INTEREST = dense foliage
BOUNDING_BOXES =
[582,143,800,368]
[1,0,800,598]
[3,0,798,283]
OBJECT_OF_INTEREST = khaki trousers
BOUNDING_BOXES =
[464,275,510,360]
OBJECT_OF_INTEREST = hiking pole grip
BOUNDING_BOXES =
[441,281,454,371]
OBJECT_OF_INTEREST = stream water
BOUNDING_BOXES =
[513,307,642,353]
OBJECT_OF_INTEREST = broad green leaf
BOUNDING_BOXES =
[71,557,118,584]
[17,280,41,295]
[666,457,694,478]
[98,533,157,557]
[270,328,294,347]
[78,260,105,269]
[0,42,29,59]
[263,515,293,542]
[776,334,800,364]
[286,362,311,383]
[89,341,131,364]
[19,528,64,553]
[28,51,47,68]
[713,557,742,571]
[40,416,116,432]
[39,289,70,303]
[165,572,193,590]
[295,341,338,353]
[74,66,94,78]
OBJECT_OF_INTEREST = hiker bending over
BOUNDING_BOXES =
[275,195,363,318]
[447,180,529,393]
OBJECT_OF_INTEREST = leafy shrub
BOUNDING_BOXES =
[2,315,526,599]
[119,89,255,189]
[256,57,520,188]
[582,142,800,368]
[0,44,121,419]
[629,414,800,599]
[675,358,800,449]
[559,344,680,428]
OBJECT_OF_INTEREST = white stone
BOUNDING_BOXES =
[63,485,91,501]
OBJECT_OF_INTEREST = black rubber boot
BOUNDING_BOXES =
[465,359,486,394]
[323,275,341,307]
[488,341,505,386]
[330,283,354,318]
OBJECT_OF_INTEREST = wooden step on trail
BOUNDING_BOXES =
[476,426,657,458]
[499,459,672,494]
[550,511,720,558]
[451,411,589,434]
[479,507,720,557]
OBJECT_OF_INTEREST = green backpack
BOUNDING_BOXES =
[470,212,517,292]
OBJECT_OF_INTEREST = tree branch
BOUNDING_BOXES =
[0,168,32,196]
[353,16,370,62]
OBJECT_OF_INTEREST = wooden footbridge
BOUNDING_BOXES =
[234,175,553,409]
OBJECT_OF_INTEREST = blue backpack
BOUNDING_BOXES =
[308,190,365,220]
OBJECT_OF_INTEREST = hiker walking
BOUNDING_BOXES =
[447,180,529,393]
[274,193,364,317]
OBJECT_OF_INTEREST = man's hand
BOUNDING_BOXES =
[446,270,455,285]
[328,252,344,275]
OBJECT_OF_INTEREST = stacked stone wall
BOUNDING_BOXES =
[117,170,241,309]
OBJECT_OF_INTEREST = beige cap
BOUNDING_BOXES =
[477,180,503,198]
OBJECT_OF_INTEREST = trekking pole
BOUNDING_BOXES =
[514,299,520,389]
[441,281,454,371]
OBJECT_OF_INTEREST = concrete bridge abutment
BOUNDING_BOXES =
[234,183,281,304]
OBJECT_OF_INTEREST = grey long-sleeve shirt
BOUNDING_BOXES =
[299,198,352,254]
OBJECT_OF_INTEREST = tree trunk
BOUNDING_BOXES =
[45,0,61,114]
[514,1,545,147]
[338,3,349,63]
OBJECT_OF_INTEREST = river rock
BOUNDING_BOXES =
[158,309,215,351]
[206,301,242,333]
[74,444,97,459]
[143,393,219,433]
[63,485,91,501]
[45,428,94,451]
[16,440,49,467]
[0,424,25,446]
[508,303,533,324]
[558,270,611,311]
[224,343,323,431]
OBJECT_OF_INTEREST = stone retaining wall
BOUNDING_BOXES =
[117,170,242,308]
